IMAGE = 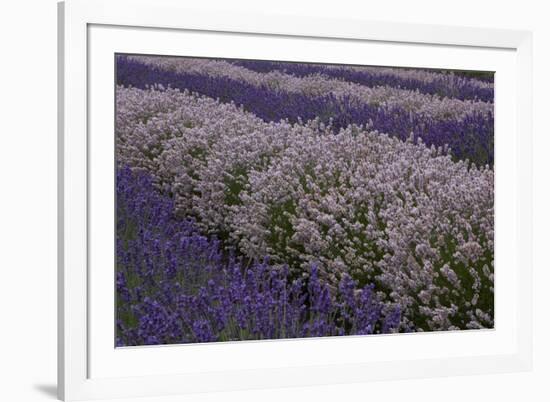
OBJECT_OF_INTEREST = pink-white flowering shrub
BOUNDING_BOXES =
[116,86,494,331]
[230,129,493,331]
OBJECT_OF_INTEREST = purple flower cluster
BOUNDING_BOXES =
[230,59,494,103]
[116,56,493,166]
[116,167,401,346]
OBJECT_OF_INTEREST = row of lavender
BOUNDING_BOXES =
[116,56,494,346]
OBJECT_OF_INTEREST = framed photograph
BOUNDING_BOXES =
[58,0,533,400]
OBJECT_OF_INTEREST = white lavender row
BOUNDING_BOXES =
[117,86,494,331]
[333,65,493,89]
[126,55,493,121]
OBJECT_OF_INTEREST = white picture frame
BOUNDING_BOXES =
[58,0,533,400]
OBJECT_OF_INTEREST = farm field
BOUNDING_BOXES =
[115,54,494,346]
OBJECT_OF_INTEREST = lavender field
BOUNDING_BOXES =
[115,54,494,347]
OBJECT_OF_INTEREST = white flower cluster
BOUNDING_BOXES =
[326,64,494,90]
[117,86,494,331]
[127,55,493,121]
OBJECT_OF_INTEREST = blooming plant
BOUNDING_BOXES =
[117,167,401,345]
[115,54,494,346]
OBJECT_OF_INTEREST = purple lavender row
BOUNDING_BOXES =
[116,166,401,346]
[230,60,494,103]
[117,57,493,166]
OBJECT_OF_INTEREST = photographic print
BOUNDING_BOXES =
[115,54,494,347]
